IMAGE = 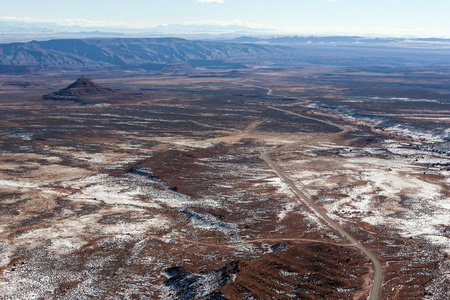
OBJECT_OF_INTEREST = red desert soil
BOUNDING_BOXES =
[221,242,373,299]
[159,242,372,299]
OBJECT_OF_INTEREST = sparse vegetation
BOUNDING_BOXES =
[0,64,448,299]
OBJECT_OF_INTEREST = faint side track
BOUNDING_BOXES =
[0,234,354,249]
[204,119,267,146]
[261,107,383,300]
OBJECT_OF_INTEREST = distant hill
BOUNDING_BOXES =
[43,76,124,104]
[0,19,273,36]
[0,38,287,73]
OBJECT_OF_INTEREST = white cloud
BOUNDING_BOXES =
[0,16,123,27]
[0,16,33,22]
[196,0,224,3]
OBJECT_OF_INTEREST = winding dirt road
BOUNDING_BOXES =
[261,108,383,300]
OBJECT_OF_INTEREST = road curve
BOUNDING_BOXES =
[261,151,383,300]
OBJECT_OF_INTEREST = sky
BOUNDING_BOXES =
[1,0,450,37]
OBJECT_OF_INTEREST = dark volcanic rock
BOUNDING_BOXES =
[163,261,239,299]
[43,76,118,104]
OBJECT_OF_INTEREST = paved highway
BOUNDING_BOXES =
[261,151,383,300]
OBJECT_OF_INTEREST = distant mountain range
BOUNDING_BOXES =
[0,20,81,33]
[150,24,273,35]
[0,38,287,73]
[0,19,272,37]
[216,36,450,48]
[0,19,278,44]
[2,35,450,74]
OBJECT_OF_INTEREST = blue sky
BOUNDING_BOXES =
[1,0,450,37]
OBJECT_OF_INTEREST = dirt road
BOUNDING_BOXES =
[260,107,383,300]
[261,151,382,299]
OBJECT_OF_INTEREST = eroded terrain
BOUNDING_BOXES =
[0,67,449,299]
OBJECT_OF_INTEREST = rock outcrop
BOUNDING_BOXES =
[43,76,119,104]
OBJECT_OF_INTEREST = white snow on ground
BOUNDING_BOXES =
[68,151,108,164]
[364,211,450,255]
[384,124,445,143]
[18,209,169,255]
[20,215,100,240]
[265,177,295,196]
[301,210,327,233]
[438,198,450,210]
[48,238,87,255]
[102,155,145,169]
[69,174,163,209]
[183,210,240,240]
[277,202,298,221]
[351,159,448,252]
[232,242,257,253]
[0,242,16,268]
[353,166,442,201]
[68,171,224,209]
[283,141,450,253]
[0,179,38,189]
[70,174,162,208]
[153,137,214,148]
[249,174,298,221]
[0,152,62,163]
[101,215,168,235]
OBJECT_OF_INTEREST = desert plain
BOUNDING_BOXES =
[0,65,449,299]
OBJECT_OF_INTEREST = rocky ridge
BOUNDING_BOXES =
[0,38,286,73]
